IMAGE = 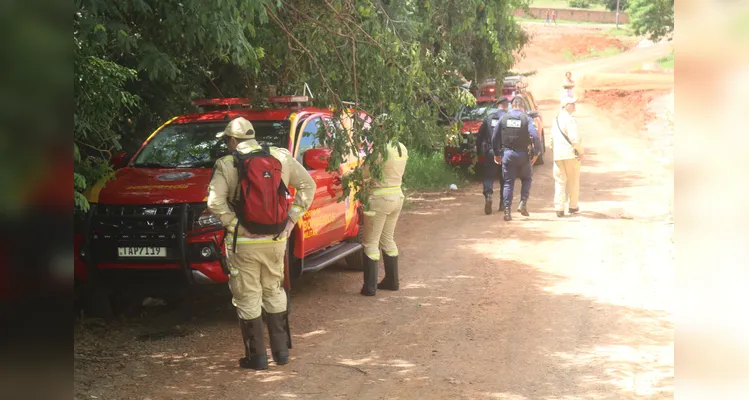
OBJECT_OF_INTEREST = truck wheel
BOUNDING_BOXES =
[534,132,546,166]
[535,151,545,166]
[345,226,364,271]
[287,240,303,286]
[82,285,115,320]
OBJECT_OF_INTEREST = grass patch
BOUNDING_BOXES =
[516,16,618,25]
[657,52,674,69]
[402,150,468,191]
[507,69,538,77]
[530,0,607,11]
[606,27,634,37]
[563,45,624,62]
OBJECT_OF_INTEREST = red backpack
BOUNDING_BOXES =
[231,146,290,250]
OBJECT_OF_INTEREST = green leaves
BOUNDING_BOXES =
[74,0,528,210]
[628,0,674,42]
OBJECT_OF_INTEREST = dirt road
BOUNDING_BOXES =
[75,24,674,400]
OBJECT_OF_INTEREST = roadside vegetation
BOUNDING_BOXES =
[517,16,617,25]
[628,0,674,41]
[606,26,634,37]
[563,45,624,61]
[657,51,674,69]
[74,0,530,211]
[530,0,607,11]
[403,151,467,192]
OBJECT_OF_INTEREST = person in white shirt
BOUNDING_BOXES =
[550,96,583,217]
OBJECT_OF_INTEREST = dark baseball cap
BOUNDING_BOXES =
[497,97,510,104]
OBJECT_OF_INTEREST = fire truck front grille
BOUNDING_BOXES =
[89,204,193,263]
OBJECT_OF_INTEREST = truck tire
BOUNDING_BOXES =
[534,132,546,166]
[82,285,115,320]
[287,238,303,286]
[345,226,364,271]
[535,151,545,166]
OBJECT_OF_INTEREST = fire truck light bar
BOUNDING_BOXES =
[191,98,251,106]
[268,96,311,103]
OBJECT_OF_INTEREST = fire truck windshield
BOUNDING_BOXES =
[131,120,290,168]
[461,103,499,121]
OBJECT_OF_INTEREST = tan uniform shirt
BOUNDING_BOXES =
[550,109,583,161]
[207,139,317,244]
[364,141,409,194]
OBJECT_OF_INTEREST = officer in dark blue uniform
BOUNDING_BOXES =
[476,97,510,214]
[492,97,542,221]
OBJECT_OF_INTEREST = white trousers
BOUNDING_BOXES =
[553,159,581,212]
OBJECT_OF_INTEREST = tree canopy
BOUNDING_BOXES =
[601,0,628,13]
[627,0,674,41]
[74,0,530,210]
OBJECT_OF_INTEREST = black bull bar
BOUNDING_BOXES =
[82,202,292,347]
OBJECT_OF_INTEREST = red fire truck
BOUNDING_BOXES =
[75,96,369,316]
[444,76,546,168]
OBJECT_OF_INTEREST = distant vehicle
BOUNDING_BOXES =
[445,76,547,168]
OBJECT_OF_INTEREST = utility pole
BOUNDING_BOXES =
[615,0,621,28]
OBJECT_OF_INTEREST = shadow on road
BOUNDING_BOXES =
[449,257,673,399]
[74,181,672,400]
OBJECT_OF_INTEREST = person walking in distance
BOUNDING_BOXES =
[359,136,408,296]
[550,96,583,217]
[208,117,316,370]
[563,71,575,99]
[493,97,542,221]
[551,9,557,24]
[476,97,510,214]
[545,9,550,24]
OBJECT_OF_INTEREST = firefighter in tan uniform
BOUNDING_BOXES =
[360,140,408,296]
[208,117,316,370]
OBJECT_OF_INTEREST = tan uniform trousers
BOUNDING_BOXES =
[226,240,287,320]
[553,159,581,212]
[362,192,405,261]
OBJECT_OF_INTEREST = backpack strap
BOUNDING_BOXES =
[556,115,580,160]
[230,150,248,253]
[393,140,403,158]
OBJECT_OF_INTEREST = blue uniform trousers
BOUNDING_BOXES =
[501,149,533,208]
[482,150,504,198]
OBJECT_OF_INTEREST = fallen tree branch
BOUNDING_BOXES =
[309,362,368,375]
[265,4,341,104]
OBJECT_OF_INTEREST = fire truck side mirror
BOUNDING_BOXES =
[527,111,540,119]
[303,148,331,170]
[110,151,132,170]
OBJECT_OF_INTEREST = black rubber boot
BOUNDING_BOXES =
[238,317,268,370]
[484,196,492,215]
[378,253,399,291]
[556,211,565,217]
[568,207,579,214]
[504,207,512,221]
[266,312,290,365]
[360,253,378,296]
[518,200,529,217]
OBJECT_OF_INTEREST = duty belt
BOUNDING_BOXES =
[371,186,402,196]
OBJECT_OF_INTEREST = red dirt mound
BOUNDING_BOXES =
[556,34,631,57]
[515,24,633,69]
[584,89,671,129]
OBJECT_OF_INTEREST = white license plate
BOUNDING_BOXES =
[117,247,167,258]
